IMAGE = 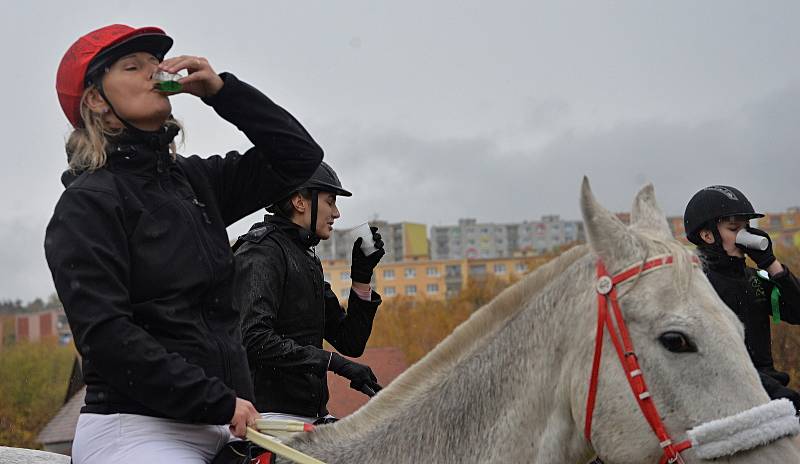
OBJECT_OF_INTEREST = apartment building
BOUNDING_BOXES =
[758,207,800,249]
[316,220,429,262]
[322,254,552,302]
[431,216,583,260]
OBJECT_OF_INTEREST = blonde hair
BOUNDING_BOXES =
[65,85,183,172]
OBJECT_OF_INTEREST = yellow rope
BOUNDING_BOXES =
[246,427,327,464]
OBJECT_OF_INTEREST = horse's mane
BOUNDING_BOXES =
[317,244,590,437]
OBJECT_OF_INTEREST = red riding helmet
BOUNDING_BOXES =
[56,24,173,128]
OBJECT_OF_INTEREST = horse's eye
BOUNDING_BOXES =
[659,331,697,353]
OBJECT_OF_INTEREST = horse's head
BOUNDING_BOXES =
[575,178,799,463]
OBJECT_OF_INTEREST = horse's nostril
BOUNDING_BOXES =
[659,331,697,353]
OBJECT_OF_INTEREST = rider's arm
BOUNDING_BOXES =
[322,282,381,357]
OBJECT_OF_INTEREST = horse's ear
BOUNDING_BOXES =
[580,177,636,267]
[630,183,672,240]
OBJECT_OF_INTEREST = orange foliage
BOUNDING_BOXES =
[367,274,523,364]
[770,245,800,390]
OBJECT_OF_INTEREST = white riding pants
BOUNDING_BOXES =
[71,413,232,464]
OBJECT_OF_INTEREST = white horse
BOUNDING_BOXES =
[3,179,799,463]
[0,446,70,463]
[277,179,800,463]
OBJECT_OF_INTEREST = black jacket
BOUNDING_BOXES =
[700,251,800,404]
[234,215,381,417]
[44,73,323,425]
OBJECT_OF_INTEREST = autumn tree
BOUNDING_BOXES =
[770,244,800,390]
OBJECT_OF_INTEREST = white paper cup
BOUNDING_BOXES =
[350,222,378,256]
[735,229,769,251]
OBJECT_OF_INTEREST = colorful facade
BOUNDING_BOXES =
[431,216,583,260]
[322,254,552,302]
[316,220,429,262]
[758,207,800,249]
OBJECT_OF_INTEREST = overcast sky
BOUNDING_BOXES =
[2,1,799,302]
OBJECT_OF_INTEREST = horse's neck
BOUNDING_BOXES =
[289,258,595,463]
[0,448,70,464]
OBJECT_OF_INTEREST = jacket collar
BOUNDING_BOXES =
[264,215,321,249]
[61,125,181,187]
[698,246,747,277]
[105,125,180,171]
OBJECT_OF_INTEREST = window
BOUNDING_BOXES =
[340,288,350,299]
[494,263,507,274]
[405,285,417,296]
[515,262,528,273]
[323,273,332,281]
[404,268,416,278]
[446,265,462,277]
[426,283,439,294]
[340,271,350,281]
[384,286,396,296]
[426,267,439,277]
[469,264,487,276]
[383,269,395,280]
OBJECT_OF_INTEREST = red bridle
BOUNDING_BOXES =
[584,255,698,464]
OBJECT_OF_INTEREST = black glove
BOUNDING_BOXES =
[328,352,382,394]
[350,226,385,284]
[760,372,800,413]
[762,367,791,387]
[740,227,776,270]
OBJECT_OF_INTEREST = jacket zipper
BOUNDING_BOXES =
[167,171,232,386]
[192,199,212,224]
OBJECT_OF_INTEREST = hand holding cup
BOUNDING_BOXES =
[350,224,385,283]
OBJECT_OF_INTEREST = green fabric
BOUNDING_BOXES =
[756,269,782,324]
[771,285,782,324]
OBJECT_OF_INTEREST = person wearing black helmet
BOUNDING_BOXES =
[233,161,386,424]
[46,24,323,462]
[684,185,800,411]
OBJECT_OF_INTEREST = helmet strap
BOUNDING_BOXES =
[96,81,157,136]
[294,191,320,249]
[697,220,728,256]
[309,189,319,238]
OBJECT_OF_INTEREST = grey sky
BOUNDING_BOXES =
[2,1,799,301]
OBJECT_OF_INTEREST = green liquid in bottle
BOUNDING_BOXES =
[156,80,182,92]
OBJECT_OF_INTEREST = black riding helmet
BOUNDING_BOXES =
[297,161,352,198]
[268,161,352,241]
[684,185,764,246]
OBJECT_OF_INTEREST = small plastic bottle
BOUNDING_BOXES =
[153,70,183,92]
